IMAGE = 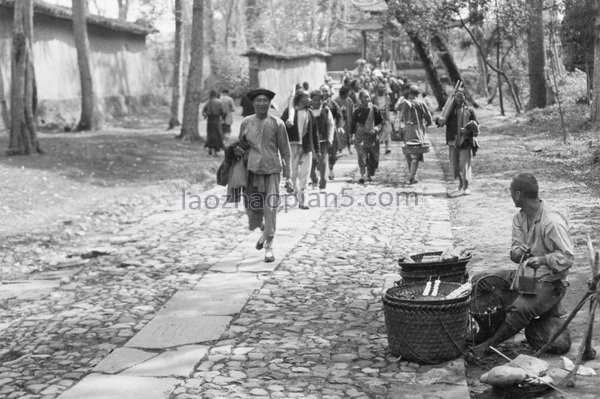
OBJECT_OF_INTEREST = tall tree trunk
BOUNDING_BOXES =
[169,0,183,129]
[0,62,9,132]
[406,30,447,109]
[470,1,489,97]
[224,0,239,49]
[8,0,39,155]
[457,10,522,114]
[592,0,600,121]
[245,0,261,46]
[526,0,547,110]
[117,0,130,20]
[308,0,317,47]
[205,0,215,59]
[431,32,479,107]
[178,0,204,141]
[325,0,335,48]
[72,0,102,131]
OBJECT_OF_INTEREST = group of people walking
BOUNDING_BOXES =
[202,89,235,155]
[227,73,481,262]
[226,73,578,364]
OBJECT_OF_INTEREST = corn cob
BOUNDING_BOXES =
[422,280,432,296]
[445,282,472,299]
[431,278,441,296]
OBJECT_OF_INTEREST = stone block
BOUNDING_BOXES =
[93,348,156,374]
[122,345,208,377]
[125,315,231,349]
[56,374,178,399]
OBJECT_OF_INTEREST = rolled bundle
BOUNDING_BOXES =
[437,81,463,126]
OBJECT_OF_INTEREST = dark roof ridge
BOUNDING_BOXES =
[0,0,158,36]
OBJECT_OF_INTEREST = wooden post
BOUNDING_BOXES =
[362,30,367,60]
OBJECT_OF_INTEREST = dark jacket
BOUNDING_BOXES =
[313,106,331,142]
[217,140,249,186]
[445,104,477,144]
[280,108,320,154]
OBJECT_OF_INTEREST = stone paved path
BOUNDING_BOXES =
[1,142,469,399]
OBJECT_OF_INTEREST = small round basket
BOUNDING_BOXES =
[398,251,471,283]
[493,381,552,398]
[402,143,430,155]
[470,275,511,333]
[382,281,471,364]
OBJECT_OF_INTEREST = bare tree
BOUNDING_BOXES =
[223,0,241,48]
[72,0,103,131]
[469,0,488,97]
[7,0,40,155]
[117,0,131,20]
[455,9,522,115]
[205,0,215,59]
[406,30,447,109]
[431,32,478,107]
[526,0,547,110]
[592,0,600,121]
[0,62,9,132]
[178,0,204,141]
[169,0,183,129]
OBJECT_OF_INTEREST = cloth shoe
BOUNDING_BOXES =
[256,236,265,250]
[264,250,275,263]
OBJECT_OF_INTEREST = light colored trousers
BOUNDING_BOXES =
[290,143,312,204]
[448,142,472,188]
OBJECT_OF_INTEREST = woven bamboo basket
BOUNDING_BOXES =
[398,251,471,283]
[470,275,511,335]
[382,281,471,364]
[402,143,430,155]
[493,381,552,398]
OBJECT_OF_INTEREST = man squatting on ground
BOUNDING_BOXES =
[239,88,292,263]
[309,89,335,191]
[472,173,574,357]
[281,90,321,209]
[351,89,383,184]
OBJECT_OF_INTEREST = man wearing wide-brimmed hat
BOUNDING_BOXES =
[239,88,292,263]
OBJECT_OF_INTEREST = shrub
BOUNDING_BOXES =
[204,49,249,100]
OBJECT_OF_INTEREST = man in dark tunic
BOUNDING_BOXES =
[351,89,383,184]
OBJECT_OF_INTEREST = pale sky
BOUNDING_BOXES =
[48,0,175,33]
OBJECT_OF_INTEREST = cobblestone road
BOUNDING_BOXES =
[1,142,469,399]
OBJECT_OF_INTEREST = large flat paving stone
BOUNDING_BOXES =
[122,345,208,377]
[0,280,60,301]
[158,289,252,316]
[158,273,263,316]
[194,272,263,291]
[125,315,231,349]
[389,359,469,399]
[56,374,178,399]
[93,348,157,374]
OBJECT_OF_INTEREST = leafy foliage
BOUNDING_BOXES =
[204,50,249,99]
[560,0,596,73]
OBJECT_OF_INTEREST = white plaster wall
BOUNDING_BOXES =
[257,56,328,114]
[0,10,152,103]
